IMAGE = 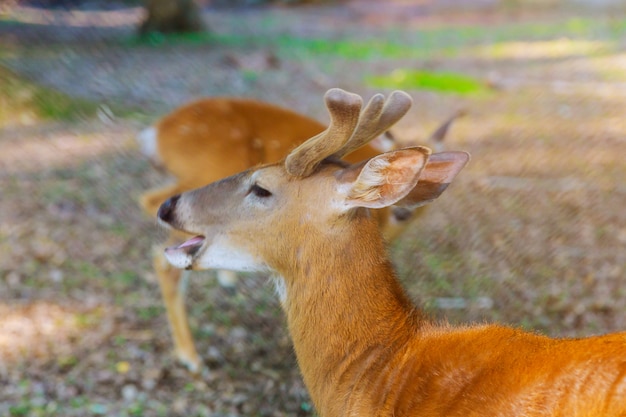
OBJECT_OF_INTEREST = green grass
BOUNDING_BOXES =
[124,16,625,62]
[366,69,488,95]
[0,67,101,124]
[0,66,142,126]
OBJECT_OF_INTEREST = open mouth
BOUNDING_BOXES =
[166,235,206,256]
[164,235,206,269]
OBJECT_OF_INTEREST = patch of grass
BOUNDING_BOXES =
[276,36,411,60]
[57,354,79,370]
[279,16,625,59]
[0,66,140,126]
[127,402,147,417]
[127,31,240,48]
[31,87,98,121]
[75,310,102,328]
[113,335,127,346]
[0,67,100,124]
[366,69,489,95]
[8,403,31,417]
[40,181,75,205]
[68,260,105,280]
[109,222,131,237]
[137,305,162,320]
[69,396,88,408]
[123,16,626,63]
[114,270,140,286]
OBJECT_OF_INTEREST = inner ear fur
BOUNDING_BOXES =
[345,147,431,209]
[395,151,470,209]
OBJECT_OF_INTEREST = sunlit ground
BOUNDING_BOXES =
[0,301,112,364]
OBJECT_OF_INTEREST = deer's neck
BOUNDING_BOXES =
[275,215,425,416]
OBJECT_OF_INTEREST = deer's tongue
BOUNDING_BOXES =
[166,235,205,256]
[164,236,205,269]
[176,235,205,250]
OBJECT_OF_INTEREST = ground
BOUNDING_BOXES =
[0,1,625,416]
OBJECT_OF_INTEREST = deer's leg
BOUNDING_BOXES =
[153,246,202,373]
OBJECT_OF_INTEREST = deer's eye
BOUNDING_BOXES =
[250,183,272,198]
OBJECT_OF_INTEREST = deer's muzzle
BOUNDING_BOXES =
[158,194,206,270]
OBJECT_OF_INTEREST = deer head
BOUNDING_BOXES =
[157,88,469,278]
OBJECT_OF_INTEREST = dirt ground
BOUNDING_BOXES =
[1,1,625,416]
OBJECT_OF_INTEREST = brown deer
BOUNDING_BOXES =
[138,95,462,372]
[157,88,626,416]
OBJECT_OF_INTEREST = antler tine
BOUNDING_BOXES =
[333,90,413,159]
[286,88,362,177]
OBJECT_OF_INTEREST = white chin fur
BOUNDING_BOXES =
[195,239,263,272]
[164,248,193,269]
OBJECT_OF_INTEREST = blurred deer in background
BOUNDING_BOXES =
[138,95,462,372]
[158,88,626,416]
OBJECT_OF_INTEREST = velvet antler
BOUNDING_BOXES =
[285,89,362,177]
[285,89,413,178]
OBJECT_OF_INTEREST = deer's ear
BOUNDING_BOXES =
[342,147,431,210]
[395,151,470,209]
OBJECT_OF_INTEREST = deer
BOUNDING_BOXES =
[156,88,626,416]
[137,94,462,372]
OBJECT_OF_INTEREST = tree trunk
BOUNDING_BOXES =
[139,0,206,36]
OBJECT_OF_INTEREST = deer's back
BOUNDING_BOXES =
[348,324,626,416]
[155,98,326,189]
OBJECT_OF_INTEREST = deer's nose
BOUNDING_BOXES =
[158,194,180,223]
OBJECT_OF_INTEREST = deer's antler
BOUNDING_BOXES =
[333,90,412,159]
[285,89,413,177]
[285,89,362,177]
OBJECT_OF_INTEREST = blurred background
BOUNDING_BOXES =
[1,0,625,415]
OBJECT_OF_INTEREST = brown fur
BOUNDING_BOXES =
[139,95,459,371]
[279,212,626,416]
[156,89,626,415]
